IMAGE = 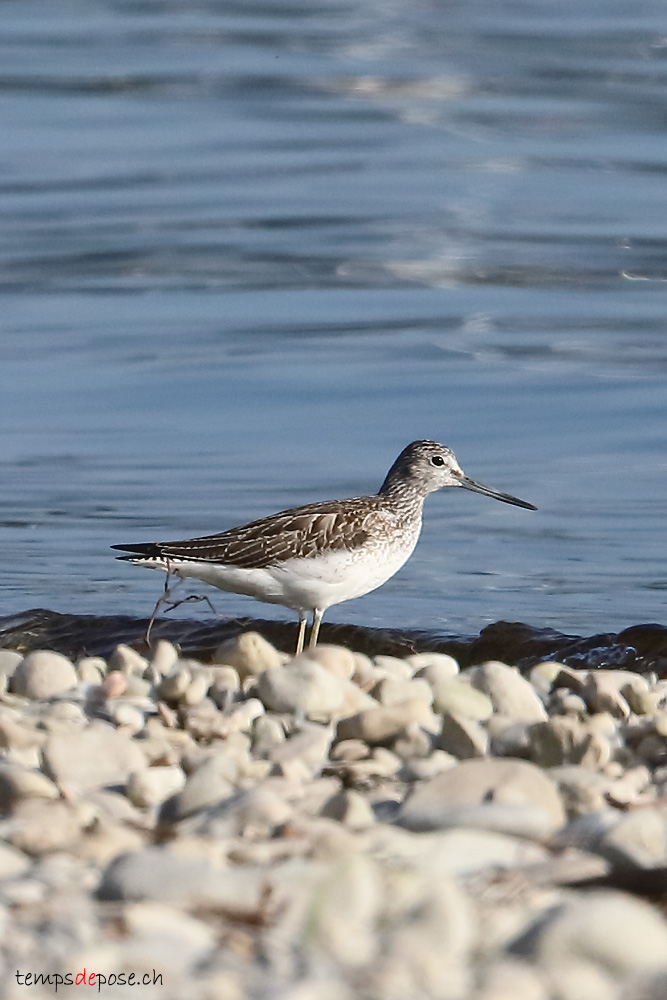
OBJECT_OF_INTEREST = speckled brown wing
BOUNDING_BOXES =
[112,498,380,569]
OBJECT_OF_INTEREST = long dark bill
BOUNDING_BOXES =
[458,476,537,511]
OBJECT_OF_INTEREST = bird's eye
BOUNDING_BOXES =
[431,454,445,467]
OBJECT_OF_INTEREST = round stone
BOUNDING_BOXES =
[10,650,78,700]
[258,660,345,720]
[127,766,186,808]
[399,757,566,833]
[76,657,106,684]
[335,699,437,746]
[520,890,667,974]
[149,640,180,676]
[0,650,22,680]
[409,652,460,680]
[213,632,283,678]
[302,645,356,680]
[108,644,149,675]
[41,720,146,793]
[469,660,547,723]
[431,678,494,721]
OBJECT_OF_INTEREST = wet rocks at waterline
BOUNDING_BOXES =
[0,638,666,998]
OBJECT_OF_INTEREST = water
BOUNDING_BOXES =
[1,0,666,638]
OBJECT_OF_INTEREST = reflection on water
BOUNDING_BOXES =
[0,0,666,635]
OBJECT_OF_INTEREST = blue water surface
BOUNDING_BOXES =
[1,0,666,636]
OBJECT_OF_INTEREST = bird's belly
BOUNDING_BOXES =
[132,532,418,614]
[270,538,418,611]
[136,558,294,606]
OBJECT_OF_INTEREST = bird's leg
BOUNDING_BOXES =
[163,593,223,617]
[145,560,175,648]
[308,608,324,649]
[295,613,307,656]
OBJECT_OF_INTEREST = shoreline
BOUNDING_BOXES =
[1,608,666,674]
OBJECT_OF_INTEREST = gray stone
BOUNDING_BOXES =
[392,723,434,760]
[127,766,186,809]
[549,765,610,815]
[78,817,145,867]
[513,889,667,975]
[372,655,413,680]
[628,688,662,716]
[42,700,88,734]
[409,800,557,839]
[122,673,152,699]
[437,712,489,758]
[107,644,149,675]
[399,758,565,833]
[400,750,457,782]
[545,961,618,1000]
[301,645,356,680]
[551,811,617,855]
[407,652,460,680]
[10,650,78,699]
[270,722,333,774]
[335,699,437,746]
[346,747,401,782]
[149,639,180,676]
[518,851,611,888]
[123,901,216,969]
[475,959,549,1000]
[0,842,31,880]
[528,661,566,699]
[0,763,60,809]
[182,669,213,707]
[0,708,44,750]
[201,784,293,839]
[470,660,547,722]
[179,698,228,741]
[372,867,474,998]
[209,665,241,708]
[583,672,633,719]
[636,733,667,766]
[220,698,265,735]
[41,720,146,793]
[159,751,238,821]
[109,702,146,734]
[605,764,651,808]
[371,676,433,707]
[338,679,377,716]
[599,805,667,870]
[294,854,381,968]
[0,650,22,679]
[528,716,590,767]
[431,678,494,721]
[321,789,375,828]
[8,798,86,855]
[258,659,345,720]
[330,738,368,762]
[98,847,268,915]
[156,664,192,703]
[550,665,588,695]
[548,689,588,716]
[251,713,287,757]
[488,717,533,758]
[213,631,283,678]
[350,652,377,687]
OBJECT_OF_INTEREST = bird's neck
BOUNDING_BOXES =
[377,478,428,515]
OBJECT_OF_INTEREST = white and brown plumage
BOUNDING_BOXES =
[112,440,536,653]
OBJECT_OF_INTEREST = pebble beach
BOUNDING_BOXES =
[1,632,667,999]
